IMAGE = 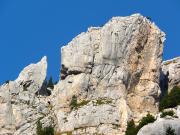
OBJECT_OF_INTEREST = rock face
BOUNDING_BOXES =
[1,14,180,135]
[0,57,54,135]
[137,119,180,135]
[138,106,180,135]
[161,57,180,93]
[15,56,47,94]
[54,14,165,135]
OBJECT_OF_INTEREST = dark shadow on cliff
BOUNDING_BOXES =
[36,81,51,96]
[160,69,169,99]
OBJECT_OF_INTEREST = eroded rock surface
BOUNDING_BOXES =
[0,57,54,135]
[54,14,165,135]
[161,57,180,93]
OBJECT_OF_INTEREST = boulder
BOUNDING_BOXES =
[137,119,180,135]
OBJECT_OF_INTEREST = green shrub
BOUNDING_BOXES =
[159,86,180,111]
[125,114,156,135]
[37,120,43,135]
[125,120,137,135]
[70,97,113,110]
[36,120,54,135]
[43,126,54,135]
[92,98,112,106]
[76,100,90,107]
[160,110,175,118]
[55,131,72,135]
[70,95,90,110]
[166,127,176,135]
[70,95,77,110]
[136,113,156,131]
[96,98,112,105]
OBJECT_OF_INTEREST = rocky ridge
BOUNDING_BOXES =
[0,57,54,135]
[0,14,180,135]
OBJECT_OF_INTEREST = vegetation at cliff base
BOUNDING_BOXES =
[125,114,156,135]
[159,86,180,111]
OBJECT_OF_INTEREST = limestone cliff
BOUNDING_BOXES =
[53,14,165,135]
[0,14,180,135]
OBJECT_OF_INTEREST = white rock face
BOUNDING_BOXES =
[161,57,180,92]
[15,56,47,93]
[54,14,165,135]
[0,57,54,135]
[137,119,180,135]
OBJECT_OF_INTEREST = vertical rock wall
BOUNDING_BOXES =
[54,14,165,135]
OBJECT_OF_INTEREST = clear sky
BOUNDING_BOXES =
[0,0,180,84]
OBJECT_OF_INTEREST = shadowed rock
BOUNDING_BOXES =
[161,57,180,93]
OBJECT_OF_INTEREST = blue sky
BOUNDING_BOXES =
[0,0,180,83]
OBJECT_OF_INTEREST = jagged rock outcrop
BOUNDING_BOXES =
[161,57,180,93]
[0,57,54,135]
[53,14,165,135]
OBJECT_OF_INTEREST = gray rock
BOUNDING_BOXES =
[0,56,54,135]
[15,56,47,94]
[54,14,165,134]
[161,57,180,92]
[137,119,180,135]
